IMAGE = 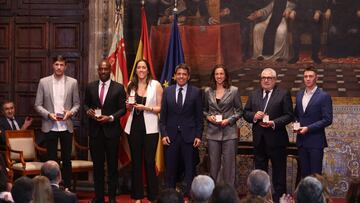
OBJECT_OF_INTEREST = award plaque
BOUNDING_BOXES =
[262,114,269,123]
[95,109,102,118]
[215,115,223,123]
[293,122,301,131]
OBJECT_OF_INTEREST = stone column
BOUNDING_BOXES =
[88,0,117,81]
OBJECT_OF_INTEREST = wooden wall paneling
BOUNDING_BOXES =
[14,57,46,92]
[14,93,37,116]
[0,0,11,10]
[0,56,10,95]
[0,20,11,50]
[17,0,85,10]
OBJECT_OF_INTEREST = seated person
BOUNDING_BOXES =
[0,100,32,146]
[248,0,295,62]
[325,0,360,57]
[11,176,34,203]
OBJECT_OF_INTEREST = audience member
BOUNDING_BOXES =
[191,175,215,203]
[296,176,326,203]
[346,178,360,203]
[157,188,184,203]
[210,183,240,203]
[0,100,32,146]
[11,176,34,203]
[0,162,12,203]
[32,175,54,203]
[241,169,272,203]
[41,160,78,203]
[312,174,331,203]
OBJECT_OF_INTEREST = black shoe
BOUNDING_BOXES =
[311,56,322,64]
[288,57,299,64]
[257,56,264,61]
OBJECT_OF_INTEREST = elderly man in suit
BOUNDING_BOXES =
[34,55,80,189]
[243,68,293,203]
[84,59,126,203]
[160,63,203,196]
[41,160,78,203]
[294,66,332,178]
[203,64,243,186]
[0,101,32,146]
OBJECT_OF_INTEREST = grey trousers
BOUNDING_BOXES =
[208,139,238,186]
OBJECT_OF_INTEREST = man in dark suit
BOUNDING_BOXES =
[160,63,203,195]
[41,160,78,203]
[0,101,32,146]
[84,59,126,203]
[294,66,332,178]
[243,68,293,203]
[288,0,327,64]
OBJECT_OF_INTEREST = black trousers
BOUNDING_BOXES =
[45,130,72,188]
[128,132,159,201]
[254,137,287,203]
[89,129,119,201]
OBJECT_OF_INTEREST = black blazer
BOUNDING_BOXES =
[51,185,78,203]
[84,80,126,138]
[243,86,293,148]
[0,117,24,145]
[160,84,203,143]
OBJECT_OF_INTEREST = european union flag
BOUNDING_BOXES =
[160,14,185,88]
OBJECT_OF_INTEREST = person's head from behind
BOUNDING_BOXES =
[296,176,325,203]
[157,188,184,203]
[247,169,271,198]
[191,175,215,202]
[346,178,360,203]
[11,176,34,203]
[41,160,61,184]
[210,183,239,203]
[311,173,331,203]
[32,175,54,203]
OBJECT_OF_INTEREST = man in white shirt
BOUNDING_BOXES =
[294,66,333,178]
[34,55,80,189]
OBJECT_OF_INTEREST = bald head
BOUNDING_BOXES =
[41,160,61,184]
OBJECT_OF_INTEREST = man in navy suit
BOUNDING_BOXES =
[243,68,293,203]
[294,66,332,178]
[160,63,203,195]
[0,101,33,146]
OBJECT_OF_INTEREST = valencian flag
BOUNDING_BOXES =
[160,13,185,87]
[130,6,156,80]
[107,14,131,168]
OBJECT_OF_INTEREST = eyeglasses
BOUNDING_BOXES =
[261,77,275,81]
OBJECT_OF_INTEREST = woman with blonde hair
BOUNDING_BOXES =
[32,175,54,203]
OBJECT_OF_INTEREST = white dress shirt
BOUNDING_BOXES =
[302,86,317,112]
[176,83,188,105]
[51,75,67,131]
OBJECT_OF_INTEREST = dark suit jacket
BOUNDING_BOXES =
[160,84,203,143]
[243,86,293,148]
[294,88,333,149]
[51,185,78,203]
[0,117,24,145]
[83,80,126,138]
